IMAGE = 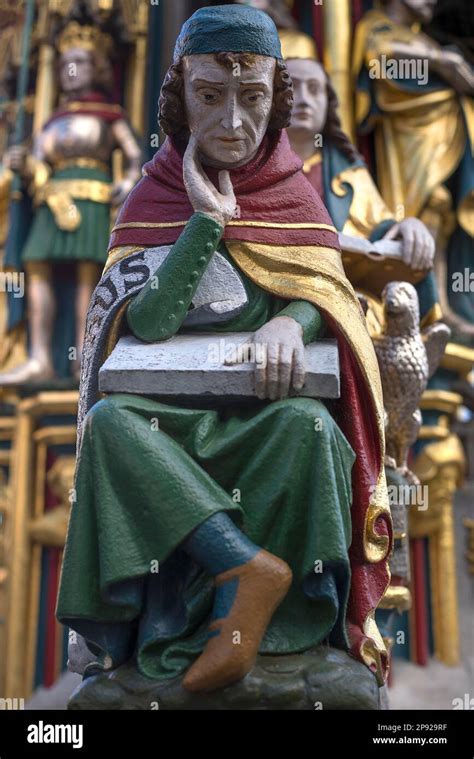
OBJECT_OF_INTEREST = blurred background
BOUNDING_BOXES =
[0,0,472,710]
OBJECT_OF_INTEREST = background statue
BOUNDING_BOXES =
[353,0,473,342]
[212,0,318,60]
[0,21,141,385]
[285,55,441,330]
[352,1,472,672]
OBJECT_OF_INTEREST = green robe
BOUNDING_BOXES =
[21,165,112,264]
[57,213,356,681]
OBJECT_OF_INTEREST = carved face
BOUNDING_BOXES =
[402,0,437,24]
[59,48,94,94]
[286,59,328,138]
[182,54,276,168]
[382,281,419,331]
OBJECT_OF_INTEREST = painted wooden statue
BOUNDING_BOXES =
[0,21,141,385]
[284,53,441,330]
[353,0,473,342]
[57,5,392,701]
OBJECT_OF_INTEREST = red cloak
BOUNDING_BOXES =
[106,129,392,682]
[43,92,126,128]
[109,130,340,250]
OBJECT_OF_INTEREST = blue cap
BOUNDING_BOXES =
[173,5,282,62]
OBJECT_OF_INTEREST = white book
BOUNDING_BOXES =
[99,333,340,399]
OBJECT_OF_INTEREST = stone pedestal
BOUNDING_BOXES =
[68,647,383,711]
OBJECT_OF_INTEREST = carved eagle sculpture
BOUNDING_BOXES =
[373,281,451,483]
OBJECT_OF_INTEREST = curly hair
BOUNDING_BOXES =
[323,76,361,164]
[158,52,293,137]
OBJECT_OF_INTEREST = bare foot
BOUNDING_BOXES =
[182,549,292,693]
[0,357,54,386]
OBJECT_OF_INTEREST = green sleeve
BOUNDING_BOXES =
[277,300,326,345]
[126,211,223,342]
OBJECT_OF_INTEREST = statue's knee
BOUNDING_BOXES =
[83,394,128,436]
[272,397,333,436]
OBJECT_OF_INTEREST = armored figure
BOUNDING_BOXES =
[0,22,141,384]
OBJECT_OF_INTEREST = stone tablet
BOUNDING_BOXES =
[99,333,340,399]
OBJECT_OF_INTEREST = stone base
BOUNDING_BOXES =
[68,646,382,710]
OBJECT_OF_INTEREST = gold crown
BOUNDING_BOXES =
[57,22,112,55]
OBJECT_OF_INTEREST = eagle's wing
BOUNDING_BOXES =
[422,322,451,379]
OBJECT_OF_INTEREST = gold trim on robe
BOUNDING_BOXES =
[111,220,338,233]
[99,239,392,684]
[34,179,113,231]
[332,165,394,239]
[225,241,390,559]
[352,9,471,223]
[103,240,390,560]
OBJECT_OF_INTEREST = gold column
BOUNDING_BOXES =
[411,418,465,666]
[25,429,76,694]
[322,0,355,141]
[124,2,149,137]
[4,399,36,698]
[0,414,16,696]
[33,1,57,134]
[431,473,460,665]
[33,44,56,134]
[4,391,79,698]
[411,353,474,664]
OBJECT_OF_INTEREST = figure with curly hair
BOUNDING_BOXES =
[57,6,392,701]
[285,55,441,329]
